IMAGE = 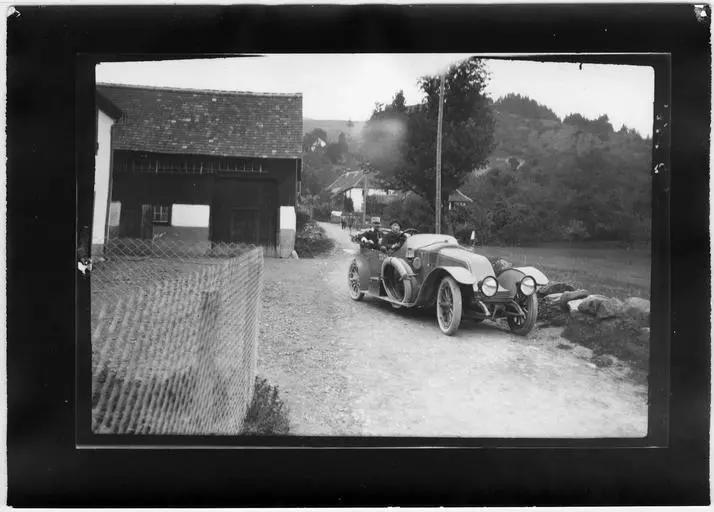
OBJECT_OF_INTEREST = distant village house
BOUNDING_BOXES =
[326,169,397,213]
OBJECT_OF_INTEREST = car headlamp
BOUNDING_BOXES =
[480,276,498,297]
[412,257,422,270]
[519,276,536,296]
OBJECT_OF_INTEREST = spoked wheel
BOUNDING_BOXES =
[436,276,463,336]
[348,261,364,301]
[507,293,538,335]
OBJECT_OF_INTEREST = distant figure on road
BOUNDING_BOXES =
[348,215,354,233]
[341,216,346,230]
[381,220,408,252]
[357,217,382,248]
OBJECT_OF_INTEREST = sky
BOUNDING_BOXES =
[97,54,654,136]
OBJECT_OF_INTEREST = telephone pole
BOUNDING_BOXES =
[435,73,445,234]
[362,168,368,226]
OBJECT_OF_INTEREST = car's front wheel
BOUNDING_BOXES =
[348,261,364,301]
[507,293,538,335]
[436,276,463,336]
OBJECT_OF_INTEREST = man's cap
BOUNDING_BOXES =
[371,216,381,225]
[390,220,401,227]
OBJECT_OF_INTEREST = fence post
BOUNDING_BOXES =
[194,290,220,432]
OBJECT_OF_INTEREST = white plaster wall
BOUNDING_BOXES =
[279,205,296,230]
[346,187,393,212]
[92,109,114,246]
[171,204,210,227]
[348,188,364,212]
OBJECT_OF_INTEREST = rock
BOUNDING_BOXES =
[537,281,576,297]
[566,298,587,313]
[623,297,650,327]
[593,354,616,368]
[489,257,513,274]
[290,250,300,259]
[595,297,624,319]
[544,292,564,303]
[559,289,590,308]
[577,295,611,316]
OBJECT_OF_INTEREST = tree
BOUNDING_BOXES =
[362,58,495,215]
[494,93,559,121]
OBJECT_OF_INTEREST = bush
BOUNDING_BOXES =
[296,210,310,231]
[242,377,290,435]
[312,203,333,221]
[294,220,335,258]
[382,193,435,233]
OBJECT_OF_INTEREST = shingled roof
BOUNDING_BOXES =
[326,170,392,196]
[97,83,303,159]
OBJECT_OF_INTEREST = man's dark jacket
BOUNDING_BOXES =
[358,227,381,246]
[381,231,407,250]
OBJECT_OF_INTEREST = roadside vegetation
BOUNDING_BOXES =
[241,377,290,435]
[294,211,335,258]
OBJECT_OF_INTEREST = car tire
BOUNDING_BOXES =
[348,261,364,301]
[507,293,538,335]
[436,276,463,336]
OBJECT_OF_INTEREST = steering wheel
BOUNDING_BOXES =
[404,228,418,235]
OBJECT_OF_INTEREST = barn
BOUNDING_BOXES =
[97,83,302,256]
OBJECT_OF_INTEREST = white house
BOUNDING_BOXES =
[326,169,397,212]
[92,93,121,257]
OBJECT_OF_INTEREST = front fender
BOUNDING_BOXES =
[497,266,549,295]
[513,266,549,286]
[440,266,478,285]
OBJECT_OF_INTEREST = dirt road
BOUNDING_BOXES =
[258,222,647,437]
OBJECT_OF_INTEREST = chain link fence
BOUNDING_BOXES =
[90,237,263,435]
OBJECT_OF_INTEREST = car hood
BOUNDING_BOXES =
[436,247,495,279]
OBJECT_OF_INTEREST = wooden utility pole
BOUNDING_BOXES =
[435,73,445,234]
[362,169,368,226]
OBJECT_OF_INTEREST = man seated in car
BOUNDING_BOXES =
[381,220,409,253]
[357,217,382,248]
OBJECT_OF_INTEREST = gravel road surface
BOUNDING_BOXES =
[258,222,647,437]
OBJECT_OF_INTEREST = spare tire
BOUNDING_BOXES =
[381,257,414,304]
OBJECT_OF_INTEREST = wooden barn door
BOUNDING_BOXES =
[212,178,277,246]
[230,209,260,245]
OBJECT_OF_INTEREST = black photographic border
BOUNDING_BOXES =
[6,3,709,506]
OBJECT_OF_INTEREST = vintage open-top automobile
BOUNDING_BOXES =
[348,231,549,335]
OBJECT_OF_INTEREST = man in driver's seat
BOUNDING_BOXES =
[381,220,408,252]
[358,217,382,248]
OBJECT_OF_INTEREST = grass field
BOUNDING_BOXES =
[476,244,651,300]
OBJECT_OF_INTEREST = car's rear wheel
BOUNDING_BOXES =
[348,261,364,301]
[507,293,538,335]
[436,276,463,336]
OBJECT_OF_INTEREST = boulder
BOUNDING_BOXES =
[489,257,513,274]
[577,295,609,315]
[290,250,300,259]
[577,295,624,318]
[565,298,587,313]
[623,297,650,327]
[537,281,576,297]
[559,289,590,308]
[595,297,624,319]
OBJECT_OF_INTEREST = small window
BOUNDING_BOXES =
[152,205,171,224]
